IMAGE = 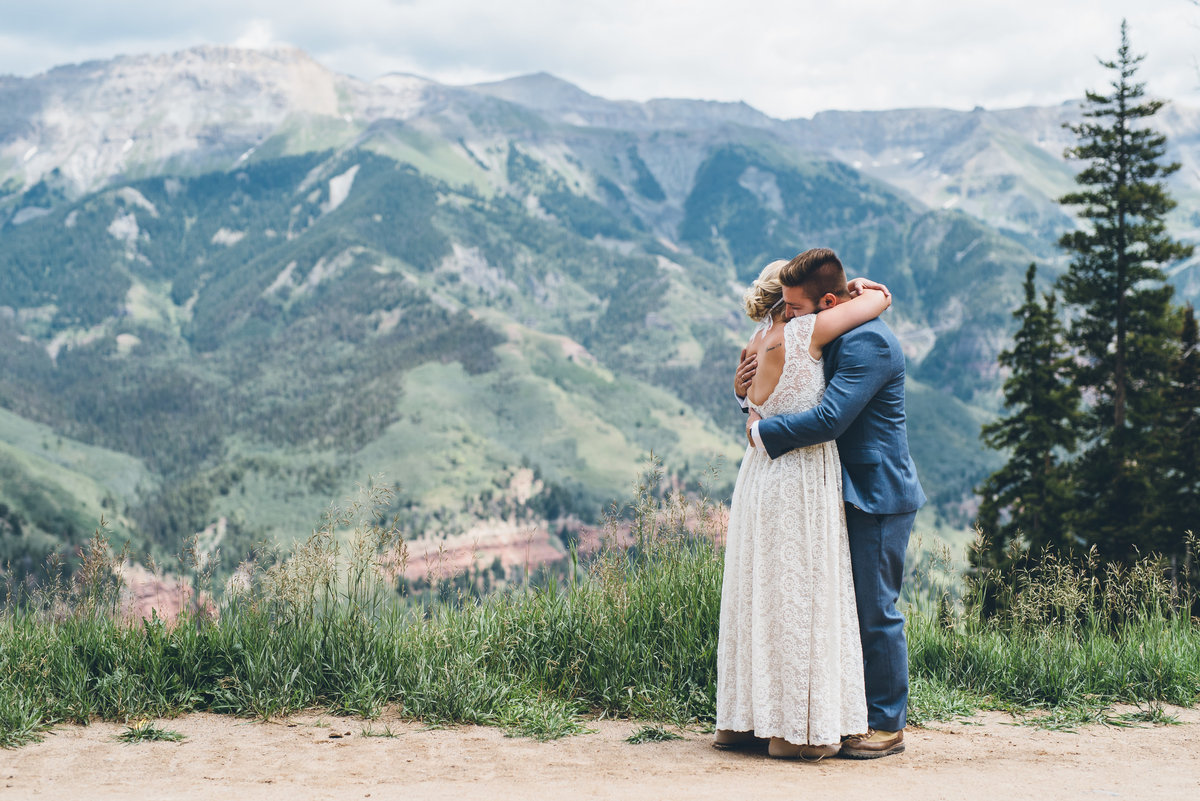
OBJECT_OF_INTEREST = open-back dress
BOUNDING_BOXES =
[715,313,867,746]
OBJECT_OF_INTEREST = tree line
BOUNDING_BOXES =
[977,22,1198,582]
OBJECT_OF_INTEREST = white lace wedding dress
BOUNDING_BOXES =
[715,313,867,746]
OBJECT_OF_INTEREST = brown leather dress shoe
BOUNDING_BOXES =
[838,728,905,759]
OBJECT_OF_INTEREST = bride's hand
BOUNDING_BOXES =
[734,348,757,399]
[848,277,890,300]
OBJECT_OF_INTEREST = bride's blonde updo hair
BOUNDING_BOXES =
[743,259,788,321]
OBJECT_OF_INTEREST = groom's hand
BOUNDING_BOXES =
[746,409,762,446]
[735,348,757,399]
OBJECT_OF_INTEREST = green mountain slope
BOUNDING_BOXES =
[0,57,1048,570]
[0,406,148,572]
[0,145,751,564]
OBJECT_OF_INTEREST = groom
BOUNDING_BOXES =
[735,247,925,759]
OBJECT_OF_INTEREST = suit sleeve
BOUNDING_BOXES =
[736,390,750,414]
[756,329,892,459]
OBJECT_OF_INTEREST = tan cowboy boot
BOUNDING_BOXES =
[713,729,758,749]
[768,738,840,761]
[839,728,905,759]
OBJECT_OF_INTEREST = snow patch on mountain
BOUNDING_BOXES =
[439,244,515,298]
[11,207,50,225]
[264,261,298,296]
[738,166,784,214]
[116,187,158,217]
[325,164,360,213]
[211,228,246,246]
[302,248,359,292]
[107,209,139,244]
[115,333,141,355]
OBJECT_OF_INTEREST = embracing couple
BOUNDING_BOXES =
[714,247,925,761]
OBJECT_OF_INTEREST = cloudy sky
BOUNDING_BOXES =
[0,1,1197,118]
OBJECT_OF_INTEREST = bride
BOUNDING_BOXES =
[714,258,890,760]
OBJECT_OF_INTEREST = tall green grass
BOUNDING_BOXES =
[1,469,1197,749]
[907,531,1200,724]
[0,468,723,747]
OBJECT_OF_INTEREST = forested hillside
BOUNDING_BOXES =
[1,46,1195,574]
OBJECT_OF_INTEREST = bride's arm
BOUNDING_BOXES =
[810,288,891,356]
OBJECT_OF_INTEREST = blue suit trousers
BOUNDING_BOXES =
[845,505,915,732]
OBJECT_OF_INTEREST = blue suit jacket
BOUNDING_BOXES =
[757,317,926,515]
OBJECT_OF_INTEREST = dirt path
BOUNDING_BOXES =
[4,707,1199,800]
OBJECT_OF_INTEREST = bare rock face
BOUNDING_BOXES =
[119,562,214,623]
[0,46,433,197]
[399,520,565,583]
[5,44,1198,248]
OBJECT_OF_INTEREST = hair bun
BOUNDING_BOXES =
[743,259,788,322]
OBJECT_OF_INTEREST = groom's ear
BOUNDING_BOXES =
[820,293,839,309]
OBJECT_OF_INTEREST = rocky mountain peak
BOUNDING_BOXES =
[470,71,605,110]
[1,45,350,196]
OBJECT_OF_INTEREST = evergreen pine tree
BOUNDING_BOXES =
[1157,305,1200,562]
[1056,21,1193,560]
[977,264,1079,568]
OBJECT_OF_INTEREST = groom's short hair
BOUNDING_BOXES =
[779,248,851,300]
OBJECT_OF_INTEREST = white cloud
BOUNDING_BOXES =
[234,19,278,51]
[0,0,1197,117]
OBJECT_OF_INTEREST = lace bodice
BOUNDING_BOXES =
[747,314,825,419]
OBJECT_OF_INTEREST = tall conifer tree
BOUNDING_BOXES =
[1056,21,1193,559]
[1157,305,1200,561]
[977,264,1079,568]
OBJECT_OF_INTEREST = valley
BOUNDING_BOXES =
[1,45,1196,588]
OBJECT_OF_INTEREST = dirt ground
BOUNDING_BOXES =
[3,706,1199,801]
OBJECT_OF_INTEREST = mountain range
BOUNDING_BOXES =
[1,46,1196,578]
